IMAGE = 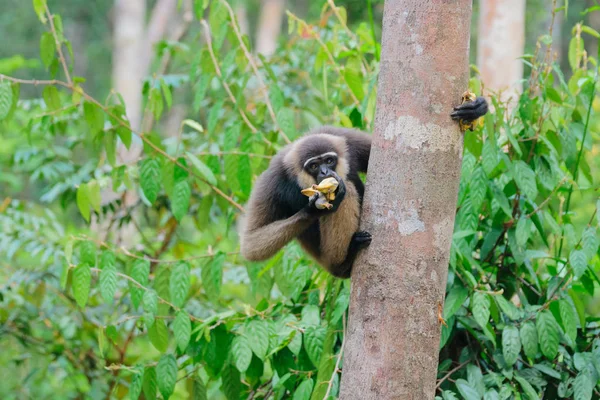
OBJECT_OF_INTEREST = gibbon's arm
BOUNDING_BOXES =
[316,126,372,173]
[240,169,314,261]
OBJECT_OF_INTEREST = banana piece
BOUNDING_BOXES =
[459,90,484,132]
[301,177,339,209]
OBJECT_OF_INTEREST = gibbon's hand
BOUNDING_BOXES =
[450,96,488,122]
[305,173,346,216]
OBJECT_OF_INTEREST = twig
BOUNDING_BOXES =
[526,176,569,219]
[200,20,260,136]
[86,266,202,321]
[45,4,72,85]
[287,11,361,108]
[326,0,358,41]
[219,0,291,144]
[435,359,470,390]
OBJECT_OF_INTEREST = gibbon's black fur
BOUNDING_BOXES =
[240,97,488,278]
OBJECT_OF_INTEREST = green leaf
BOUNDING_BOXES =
[303,326,326,366]
[142,367,157,400]
[190,377,207,400]
[495,295,522,320]
[42,86,60,110]
[481,141,499,176]
[171,179,191,221]
[0,81,14,120]
[99,252,117,303]
[471,292,490,328]
[72,264,91,308]
[276,108,296,139]
[87,180,101,213]
[573,366,595,400]
[33,0,47,23]
[292,379,314,400]
[170,261,190,308]
[232,335,253,372]
[344,67,365,101]
[244,319,269,360]
[536,311,559,360]
[202,253,224,302]
[155,265,171,315]
[129,259,150,308]
[160,79,172,108]
[443,285,468,320]
[148,319,169,353]
[129,369,143,400]
[469,167,487,211]
[559,299,577,343]
[173,311,191,352]
[79,240,96,266]
[502,325,521,366]
[40,32,55,68]
[581,227,598,259]
[569,36,584,70]
[221,364,242,400]
[237,154,252,197]
[76,184,91,222]
[140,158,161,204]
[143,290,158,315]
[104,130,117,166]
[569,249,588,279]
[186,152,217,185]
[514,375,539,400]
[156,354,177,400]
[117,125,132,149]
[301,305,321,326]
[520,321,538,360]
[516,217,532,247]
[467,364,484,397]
[455,379,480,400]
[331,286,349,324]
[83,101,105,134]
[513,160,538,200]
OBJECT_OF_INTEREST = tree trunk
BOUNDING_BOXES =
[256,0,285,56]
[477,0,525,100]
[112,0,146,134]
[339,1,473,399]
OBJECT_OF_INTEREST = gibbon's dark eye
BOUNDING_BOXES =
[309,163,318,171]
[326,158,335,165]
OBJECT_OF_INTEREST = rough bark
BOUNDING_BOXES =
[477,0,525,100]
[339,1,473,399]
[256,0,285,56]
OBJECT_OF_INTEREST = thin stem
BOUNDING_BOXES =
[219,0,291,144]
[557,69,598,258]
[45,4,72,85]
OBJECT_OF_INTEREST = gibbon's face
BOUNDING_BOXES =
[303,151,338,183]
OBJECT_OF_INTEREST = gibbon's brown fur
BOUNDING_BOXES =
[240,96,489,278]
[239,126,372,278]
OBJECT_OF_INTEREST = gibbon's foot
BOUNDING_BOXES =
[352,231,372,250]
[450,96,488,122]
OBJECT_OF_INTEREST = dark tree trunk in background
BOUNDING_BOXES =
[339,0,473,398]
[477,0,525,100]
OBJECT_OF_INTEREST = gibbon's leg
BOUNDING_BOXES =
[319,179,368,277]
[450,96,488,122]
[328,231,373,278]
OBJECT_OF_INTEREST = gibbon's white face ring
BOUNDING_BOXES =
[303,152,338,169]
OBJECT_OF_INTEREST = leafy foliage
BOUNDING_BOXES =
[0,1,599,399]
